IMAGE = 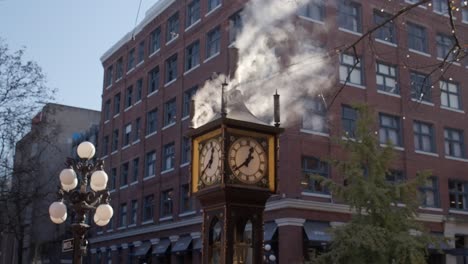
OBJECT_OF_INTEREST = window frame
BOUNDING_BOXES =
[127,48,135,71]
[165,54,178,83]
[407,22,428,53]
[339,53,363,86]
[147,108,158,135]
[302,156,329,193]
[413,120,436,153]
[185,40,200,71]
[444,128,465,158]
[440,80,461,110]
[132,158,139,183]
[119,203,127,227]
[166,12,180,43]
[121,162,129,187]
[145,150,156,178]
[160,189,173,217]
[302,97,328,134]
[163,142,175,171]
[379,113,402,146]
[342,105,357,137]
[125,85,133,108]
[419,176,440,208]
[298,0,325,22]
[206,26,221,59]
[148,67,160,94]
[373,10,396,43]
[186,0,201,28]
[376,62,398,94]
[164,98,177,127]
[124,123,132,146]
[410,72,432,103]
[143,194,154,222]
[338,0,362,33]
[150,27,161,55]
[449,180,468,210]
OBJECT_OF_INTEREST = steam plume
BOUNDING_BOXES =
[193,0,335,128]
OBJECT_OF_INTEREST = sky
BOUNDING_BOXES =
[0,0,158,111]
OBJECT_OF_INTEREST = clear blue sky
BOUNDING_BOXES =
[0,0,157,111]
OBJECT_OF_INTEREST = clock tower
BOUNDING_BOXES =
[190,90,283,264]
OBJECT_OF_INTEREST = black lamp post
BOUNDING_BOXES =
[49,141,113,264]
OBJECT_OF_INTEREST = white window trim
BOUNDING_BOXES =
[113,113,120,119]
[301,191,332,199]
[411,98,434,106]
[185,19,201,32]
[299,129,330,138]
[147,89,159,98]
[419,206,443,212]
[162,122,176,130]
[377,90,401,98]
[143,174,156,181]
[436,57,461,67]
[340,81,366,90]
[105,84,112,90]
[445,155,468,162]
[181,115,190,121]
[164,78,177,87]
[338,27,362,36]
[166,36,179,46]
[408,48,431,58]
[298,15,325,25]
[415,150,439,157]
[115,77,122,83]
[130,181,138,186]
[184,64,200,76]
[122,144,131,150]
[126,68,135,75]
[180,162,190,168]
[133,139,141,145]
[205,4,222,17]
[375,38,398,47]
[120,185,128,190]
[141,220,154,225]
[101,155,109,160]
[104,120,110,124]
[128,224,137,228]
[149,49,161,59]
[449,209,468,215]
[145,131,157,139]
[204,52,220,63]
[440,105,465,114]
[124,105,133,112]
[111,150,119,156]
[161,168,175,175]
[380,144,405,151]
[134,100,142,106]
[136,60,144,68]
[179,211,196,217]
[159,216,173,222]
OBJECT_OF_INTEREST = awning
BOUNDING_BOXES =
[193,238,202,250]
[152,239,171,255]
[172,236,193,253]
[446,248,468,256]
[303,221,332,245]
[134,241,152,257]
[264,222,278,241]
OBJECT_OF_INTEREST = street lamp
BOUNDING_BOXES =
[49,141,113,264]
[263,244,277,264]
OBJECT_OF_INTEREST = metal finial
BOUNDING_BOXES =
[221,80,228,118]
[274,90,280,127]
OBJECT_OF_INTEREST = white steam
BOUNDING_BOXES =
[193,0,335,128]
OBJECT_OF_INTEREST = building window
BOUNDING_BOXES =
[147,108,158,135]
[132,158,139,183]
[136,78,143,101]
[163,142,175,171]
[105,65,113,87]
[436,33,455,60]
[134,117,141,142]
[208,0,221,12]
[374,11,395,43]
[148,67,160,94]
[338,0,362,32]
[186,0,200,28]
[229,11,243,43]
[180,184,192,212]
[298,0,325,22]
[104,99,111,120]
[206,26,221,58]
[433,0,449,14]
[121,162,129,187]
[302,156,328,193]
[116,57,123,80]
[376,62,398,94]
[165,54,178,83]
[182,136,191,164]
[124,123,132,146]
[420,177,439,208]
[440,80,461,110]
[302,97,328,134]
[379,113,402,146]
[166,12,179,43]
[114,93,121,115]
[112,129,119,152]
[103,136,109,156]
[119,203,127,227]
[185,41,200,71]
[137,41,145,64]
[130,200,138,225]
[125,85,133,108]
[150,27,161,55]
[445,128,464,158]
[410,72,431,102]
[339,53,363,85]
[110,168,117,190]
[127,48,135,71]
[164,98,177,127]
[463,2,468,23]
[407,22,428,53]
[145,151,156,177]
[161,189,173,217]
[342,105,357,137]
[413,121,435,153]
[449,180,468,210]
[143,194,154,221]
[183,86,198,117]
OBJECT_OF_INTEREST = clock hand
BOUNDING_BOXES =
[233,147,254,171]
[201,148,215,175]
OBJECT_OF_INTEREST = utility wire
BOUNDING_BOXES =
[132,0,144,40]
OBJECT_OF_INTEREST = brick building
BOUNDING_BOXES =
[91,0,468,263]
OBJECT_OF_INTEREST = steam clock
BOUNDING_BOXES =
[190,91,283,263]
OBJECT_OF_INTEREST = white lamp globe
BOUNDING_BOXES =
[49,202,67,223]
[61,178,78,192]
[269,255,276,262]
[50,215,66,224]
[95,204,113,221]
[59,169,77,191]
[90,171,108,191]
[93,213,110,227]
[264,244,271,251]
[77,141,95,159]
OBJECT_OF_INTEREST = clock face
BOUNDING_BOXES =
[228,137,267,184]
[199,138,222,185]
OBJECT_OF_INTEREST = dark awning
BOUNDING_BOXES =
[193,238,202,250]
[134,241,152,257]
[172,236,193,253]
[303,221,332,245]
[264,222,278,241]
[152,239,171,255]
[446,248,468,256]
